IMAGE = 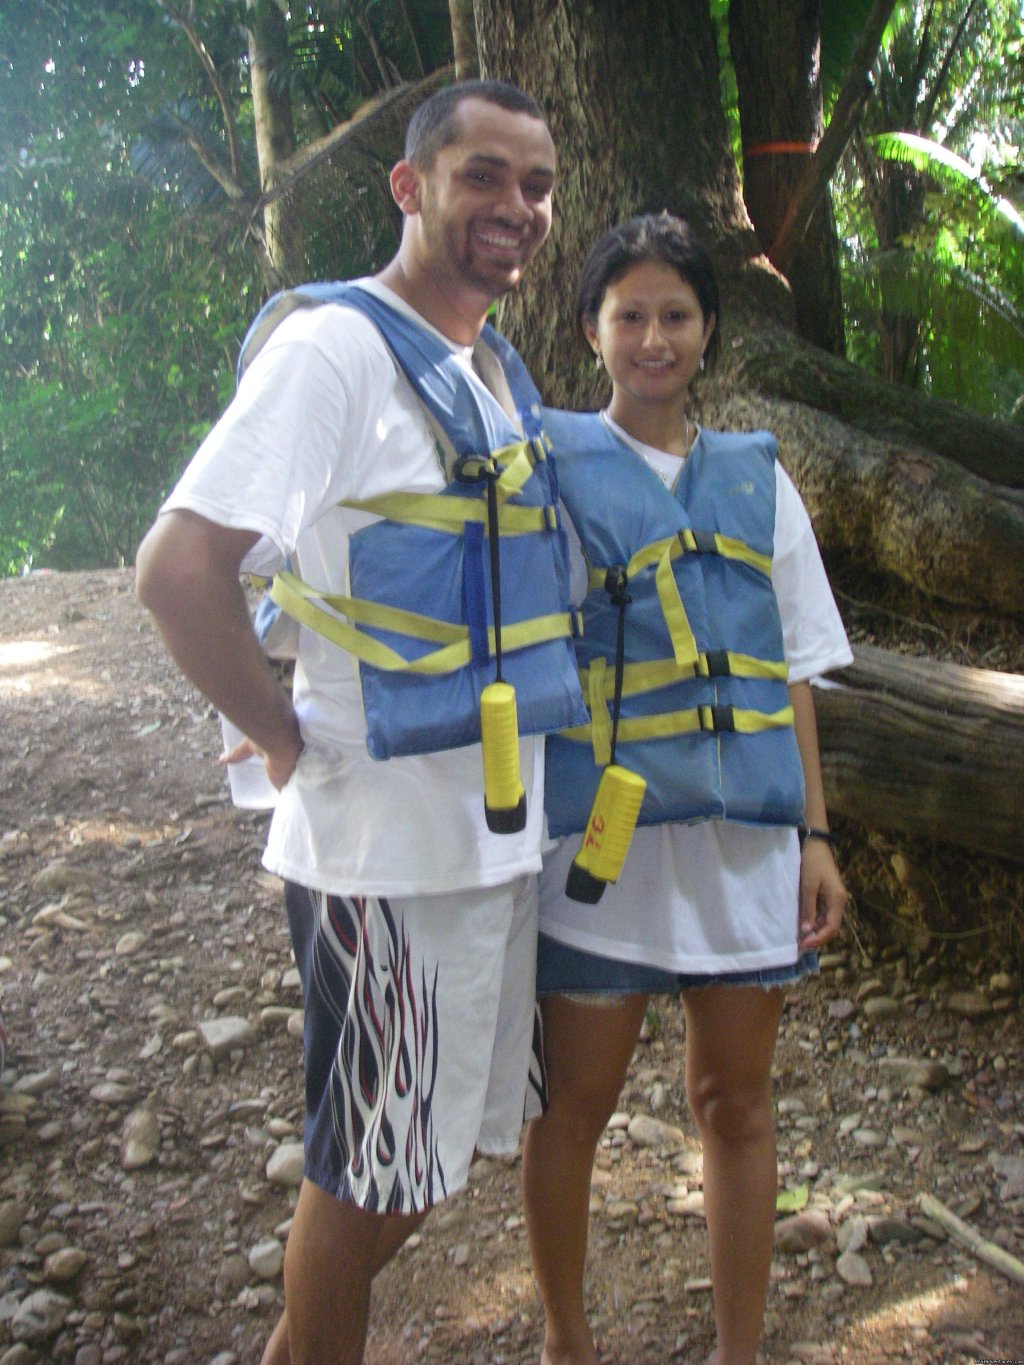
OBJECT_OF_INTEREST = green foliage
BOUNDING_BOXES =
[832,0,1024,423]
[0,1,259,574]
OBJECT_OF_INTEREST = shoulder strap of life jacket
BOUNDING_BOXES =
[239,282,572,681]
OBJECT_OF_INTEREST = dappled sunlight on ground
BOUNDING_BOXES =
[0,637,120,701]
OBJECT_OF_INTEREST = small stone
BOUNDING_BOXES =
[877,1057,948,1092]
[836,1215,868,1254]
[851,1128,886,1148]
[835,1249,873,1286]
[775,1210,832,1253]
[115,931,147,956]
[213,986,248,1008]
[74,1347,103,1365]
[121,1107,160,1170]
[861,996,901,1021]
[266,1142,305,1188]
[828,998,856,1021]
[248,1237,284,1280]
[665,1191,705,1218]
[216,1254,251,1296]
[990,1153,1024,1200]
[867,1216,920,1246]
[945,991,992,1019]
[0,1200,26,1248]
[0,1291,23,1325]
[778,1097,808,1116]
[13,1069,59,1096]
[43,1246,87,1283]
[626,1114,687,1150]
[88,1081,138,1106]
[1,1346,38,1365]
[855,977,886,1002]
[197,1017,254,1058]
[11,1288,72,1343]
[604,1199,640,1223]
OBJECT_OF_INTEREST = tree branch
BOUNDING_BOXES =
[159,2,243,184]
[252,67,452,215]
[769,0,898,271]
[171,117,247,201]
[450,0,479,79]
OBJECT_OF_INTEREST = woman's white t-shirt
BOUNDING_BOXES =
[538,413,852,975]
[162,279,546,898]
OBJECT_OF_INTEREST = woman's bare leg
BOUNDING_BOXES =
[522,993,648,1365]
[682,985,785,1365]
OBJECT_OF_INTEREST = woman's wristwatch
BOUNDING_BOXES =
[799,825,836,847]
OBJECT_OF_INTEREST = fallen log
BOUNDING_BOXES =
[814,643,1024,864]
[705,390,1024,615]
[724,311,1024,489]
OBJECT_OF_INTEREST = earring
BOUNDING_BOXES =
[699,353,706,372]
[594,352,603,371]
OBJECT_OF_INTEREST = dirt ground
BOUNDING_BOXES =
[1,567,1022,1365]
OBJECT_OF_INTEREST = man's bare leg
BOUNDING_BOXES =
[259,1179,427,1365]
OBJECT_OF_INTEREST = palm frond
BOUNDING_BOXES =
[869,130,1024,238]
[130,98,247,207]
[845,246,1024,372]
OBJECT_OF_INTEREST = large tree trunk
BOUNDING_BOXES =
[246,0,304,290]
[729,0,845,355]
[474,0,791,408]
[816,645,1024,864]
[474,0,1024,612]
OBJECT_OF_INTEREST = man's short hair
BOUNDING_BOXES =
[405,80,544,168]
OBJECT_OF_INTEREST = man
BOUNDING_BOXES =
[136,81,559,1365]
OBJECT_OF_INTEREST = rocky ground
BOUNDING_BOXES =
[0,567,1022,1365]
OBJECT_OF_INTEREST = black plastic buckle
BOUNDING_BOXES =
[700,704,735,733]
[684,528,718,554]
[604,564,630,604]
[453,454,496,484]
[704,650,731,677]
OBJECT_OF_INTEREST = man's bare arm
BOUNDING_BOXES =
[136,510,303,789]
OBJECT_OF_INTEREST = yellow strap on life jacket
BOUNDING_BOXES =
[587,529,773,589]
[340,492,556,537]
[654,543,700,667]
[578,651,789,702]
[343,437,546,531]
[271,569,578,676]
[560,703,795,749]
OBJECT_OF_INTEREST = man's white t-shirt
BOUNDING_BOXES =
[539,415,853,975]
[162,279,546,898]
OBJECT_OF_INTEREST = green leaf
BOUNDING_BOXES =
[775,1185,809,1214]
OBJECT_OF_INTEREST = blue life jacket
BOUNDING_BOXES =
[238,284,587,760]
[543,410,805,837]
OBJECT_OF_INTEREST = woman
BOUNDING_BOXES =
[524,213,852,1365]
